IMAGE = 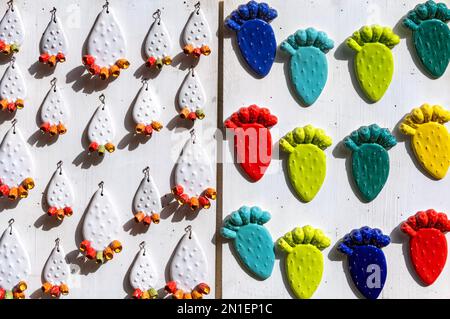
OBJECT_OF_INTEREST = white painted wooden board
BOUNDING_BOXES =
[0,0,217,299]
[222,0,450,299]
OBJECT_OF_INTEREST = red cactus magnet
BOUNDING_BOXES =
[225,105,277,182]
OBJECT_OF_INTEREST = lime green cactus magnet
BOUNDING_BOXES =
[347,25,400,102]
[277,226,330,299]
[279,125,332,202]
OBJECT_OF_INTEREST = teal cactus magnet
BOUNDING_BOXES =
[404,1,450,78]
[344,124,397,202]
[221,206,274,280]
[279,125,332,202]
[347,25,400,102]
[280,28,334,106]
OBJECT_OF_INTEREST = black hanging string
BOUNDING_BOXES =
[7,0,14,12]
[140,241,146,256]
[152,9,161,25]
[98,181,104,196]
[11,118,17,134]
[143,166,150,182]
[8,218,14,235]
[50,77,57,92]
[57,160,63,175]
[190,128,196,144]
[195,1,200,15]
[185,225,192,239]
[99,93,105,110]
[141,78,149,91]
[50,7,57,23]
[103,0,110,14]
[55,238,60,252]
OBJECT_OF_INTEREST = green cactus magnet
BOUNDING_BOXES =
[279,125,332,202]
[277,226,330,299]
[347,25,400,102]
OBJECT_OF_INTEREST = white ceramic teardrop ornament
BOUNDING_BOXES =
[42,241,70,298]
[129,246,159,296]
[0,61,26,112]
[83,5,129,79]
[169,229,209,297]
[39,9,68,67]
[40,81,69,136]
[144,11,172,68]
[0,3,25,55]
[0,223,31,297]
[133,170,162,226]
[0,125,34,200]
[178,68,207,121]
[132,82,163,136]
[182,4,212,58]
[45,164,75,220]
[87,100,115,156]
[173,134,216,211]
[81,187,122,263]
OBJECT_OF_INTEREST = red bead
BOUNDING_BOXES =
[179,193,189,204]
[188,112,197,121]
[132,288,143,299]
[88,142,99,152]
[165,281,177,294]
[82,55,95,66]
[39,53,50,63]
[193,48,202,57]
[144,125,153,136]
[0,40,5,51]
[47,206,57,216]
[85,247,96,260]
[0,288,5,299]
[56,52,65,62]
[40,122,50,133]
[0,184,10,197]
[198,196,210,209]
[7,102,16,112]
[143,215,152,226]
[50,285,61,298]
[64,207,73,216]
[172,184,184,196]
[146,56,157,67]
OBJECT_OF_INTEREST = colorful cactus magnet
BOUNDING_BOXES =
[401,209,450,286]
[0,1,24,56]
[38,8,68,67]
[344,124,397,202]
[182,2,212,59]
[144,9,173,69]
[132,167,161,227]
[0,121,35,201]
[171,131,216,212]
[338,227,390,299]
[165,226,210,299]
[225,1,277,77]
[224,105,277,182]
[79,182,122,264]
[132,80,163,137]
[280,28,334,106]
[277,226,330,299]
[0,59,26,113]
[82,2,129,80]
[45,161,75,222]
[39,78,69,137]
[129,242,159,299]
[280,125,332,202]
[87,94,116,157]
[400,104,450,179]
[0,219,30,299]
[221,206,274,280]
[347,25,400,102]
[178,67,207,121]
[41,239,70,298]
[403,1,450,78]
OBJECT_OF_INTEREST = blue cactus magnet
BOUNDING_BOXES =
[344,124,397,202]
[225,1,277,77]
[221,206,274,280]
[404,1,450,78]
[280,28,334,106]
[338,227,390,299]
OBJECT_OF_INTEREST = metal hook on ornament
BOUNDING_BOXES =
[103,0,110,13]
[8,218,14,234]
[10,56,15,69]
[11,118,17,134]
[139,241,146,256]
[50,7,57,23]
[190,129,196,144]
[185,225,192,239]
[55,238,60,252]
[152,9,161,25]
[7,0,14,12]
[99,93,105,110]
[194,1,200,14]
[50,77,57,92]
[142,166,150,182]
[141,78,149,91]
[57,160,63,175]
[98,181,104,196]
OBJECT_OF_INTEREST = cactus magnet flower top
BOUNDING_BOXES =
[225,1,277,77]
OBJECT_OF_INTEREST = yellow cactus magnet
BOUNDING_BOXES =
[277,226,330,299]
[347,25,400,102]
[279,125,332,202]
[400,104,450,179]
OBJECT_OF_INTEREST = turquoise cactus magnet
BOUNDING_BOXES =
[344,124,397,202]
[403,1,450,78]
[221,206,274,280]
[280,28,334,106]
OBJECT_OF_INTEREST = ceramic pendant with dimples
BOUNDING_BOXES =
[144,9,173,69]
[165,226,210,299]
[171,131,216,212]
[0,1,24,56]
[182,2,212,58]
[0,121,35,201]
[0,219,30,299]
[38,7,68,67]
[132,79,163,137]
[178,67,206,121]
[45,161,75,222]
[82,1,129,80]
[0,58,26,113]
[79,182,122,264]
[87,94,116,157]
[129,241,159,299]
[39,78,69,137]
[132,167,161,228]
[41,238,70,298]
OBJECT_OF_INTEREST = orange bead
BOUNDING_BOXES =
[59,283,69,295]
[110,240,122,253]
[8,187,18,201]
[18,185,28,199]
[49,125,58,136]
[135,123,145,134]
[151,213,160,224]
[16,281,27,293]
[13,291,25,299]
[56,209,65,221]
[191,290,203,299]
[180,108,190,119]
[183,44,194,55]
[22,178,35,190]
[196,283,210,295]
[15,99,24,109]
[116,59,130,69]
[57,123,67,134]
[205,188,217,200]
[0,99,8,111]
[41,282,52,293]
[173,289,184,299]
[110,64,120,77]
[151,121,163,132]
[99,67,109,80]
[105,143,115,153]
[103,246,114,260]
[183,292,192,299]
[134,211,145,223]
[48,55,57,67]
[189,197,199,211]
[201,45,211,56]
